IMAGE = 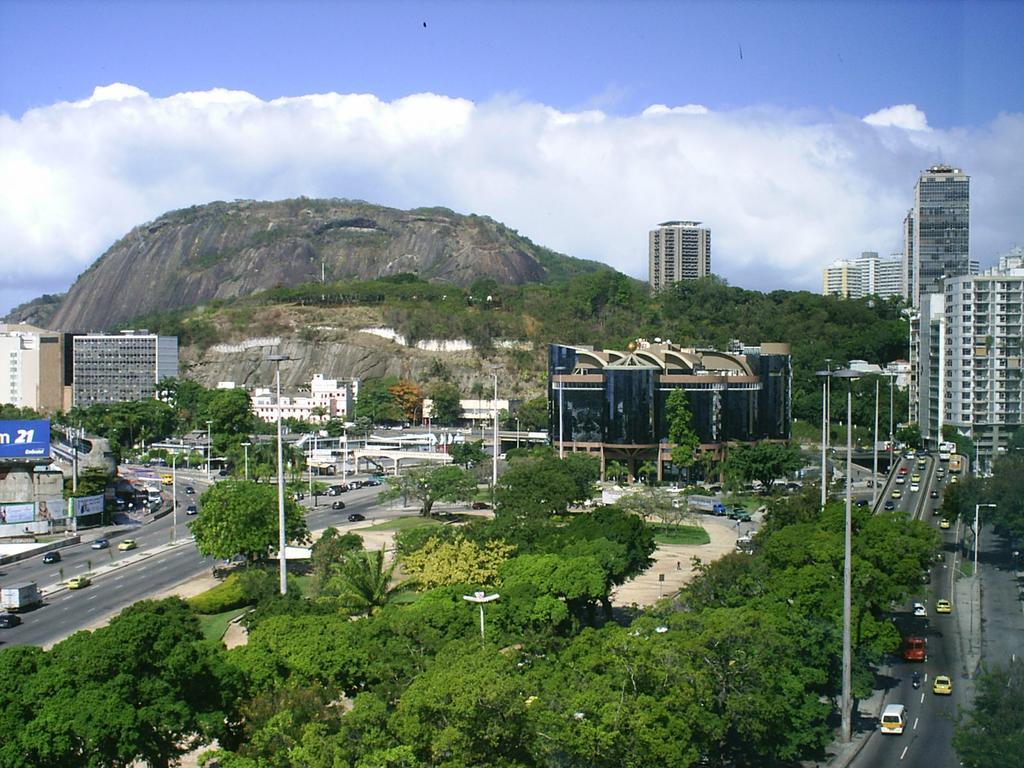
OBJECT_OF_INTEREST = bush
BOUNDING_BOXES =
[188,573,249,614]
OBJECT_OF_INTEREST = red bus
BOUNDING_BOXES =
[902,636,927,662]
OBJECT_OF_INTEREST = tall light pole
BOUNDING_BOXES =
[816,369,831,509]
[887,371,896,467]
[205,420,213,482]
[171,453,177,543]
[833,368,863,743]
[268,354,290,595]
[240,441,251,482]
[489,364,502,490]
[872,377,879,506]
[462,590,499,642]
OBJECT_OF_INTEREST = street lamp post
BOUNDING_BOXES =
[888,372,896,468]
[816,369,831,509]
[268,354,290,595]
[462,590,500,641]
[489,365,502,490]
[872,378,879,506]
[554,365,567,459]
[832,368,863,744]
[205,420,213,482]
[171,453,177,543]
[240,441,251,482]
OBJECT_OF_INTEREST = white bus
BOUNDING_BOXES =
[938,441,955,462]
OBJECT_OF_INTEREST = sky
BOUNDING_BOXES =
[1,0,1023,316]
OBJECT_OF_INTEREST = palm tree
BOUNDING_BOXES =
[330,549,411,615]
[606,460,627,483]
[637,460,658,485]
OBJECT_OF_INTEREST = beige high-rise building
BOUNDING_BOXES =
[649,221,711,291]
[0,324,64,414]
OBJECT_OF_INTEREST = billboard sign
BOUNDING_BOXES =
[0,502,36,525]
[0,420,51,459]
[72,494,105,517]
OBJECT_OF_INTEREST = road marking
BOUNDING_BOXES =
[900,746,909,759]
[920,692,925,704]
[87,594,98,600]
[913,717,919,729]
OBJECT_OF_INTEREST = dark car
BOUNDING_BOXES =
[930,489,939,498]
[186,504,198,516]
[471,501,491,510]
[218,467,229,477]
[884,500,896,511]
[855,499,870,508]
[42,550,62,564]
[327,485,348,496]
[184,486,195,495]
[347,513,366,522]
[364,478,382,487]
[91,538,109,550]
[331,500,346,510]
[0,613,22,629]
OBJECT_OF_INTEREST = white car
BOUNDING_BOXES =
[909,483,920,492]
[913,602,927,617]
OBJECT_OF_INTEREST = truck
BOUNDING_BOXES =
[1,582,43,612]
[902,635,927,662]
[687,495,727,516]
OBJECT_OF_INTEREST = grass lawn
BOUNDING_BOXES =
[198,607,250,643]
[653,524,711,546]
[364,515,444,532]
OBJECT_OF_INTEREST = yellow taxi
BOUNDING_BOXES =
[932,675,953,695]
[892,489,902,499]
[161,474,173,485]
[67,575,91,590]
[936,599,952,614]
[939,518,951,530]
[911,473,921,483]
[117,539,138,551]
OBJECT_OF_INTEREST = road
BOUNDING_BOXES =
[0,471,397,649]
[851,454,971,768]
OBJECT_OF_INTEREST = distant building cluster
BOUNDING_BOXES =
[549,338,791,482]
[648,220,712,292]
[247,374,358,423]
[822,252,904,300]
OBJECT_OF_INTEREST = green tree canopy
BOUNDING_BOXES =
[379,464,478,517]
[953,658,1024,768]
[190,480,309,562]
[666,389,700,469]
[726,442,804,492]
[427,381,462,426]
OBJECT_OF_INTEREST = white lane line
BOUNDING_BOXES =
[900,746,909,759]
[913,717,919,729]
[920,692,925,704]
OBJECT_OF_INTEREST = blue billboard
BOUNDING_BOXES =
[0,420,51,459]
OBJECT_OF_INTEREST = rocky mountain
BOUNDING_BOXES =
[22,198,603,332]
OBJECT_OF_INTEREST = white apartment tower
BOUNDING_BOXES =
[822,252,904,300]
[0,324,63,413]
[649,221,711,292]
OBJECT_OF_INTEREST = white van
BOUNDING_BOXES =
[880,704,907,735]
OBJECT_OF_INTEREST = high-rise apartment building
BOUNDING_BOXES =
[941,249,1024,471]
[0,324,63,413]
[73,331,178,407]
[649,221,711,292]
[907,165,970,308]
[822,252,904,300]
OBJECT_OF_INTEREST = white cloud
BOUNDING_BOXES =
[1,87,1022,315]
[863,104,930,131]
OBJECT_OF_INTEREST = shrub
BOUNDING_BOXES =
[188,573,249,614]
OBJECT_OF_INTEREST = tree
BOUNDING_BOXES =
[402,534,516,589]
[310,528,364,594]
[326,549,410,616]
[896,421,921,449]
[379,464,478,517]
[190,480,309,562]
[203,388,255,448]
[726,442,804,492]
[617,486,684,530]
[561,451,600,502]
[953,658,1024,768]
[605,460,628,483]
[388,379,424,424]
[355,378,404,424]
[494,456,576,519]
[666,389,700,471]
[0,598,240,768]
[450,439,487,468]
[428,381,462,425]
[512,395,548,432]
[637,460,658,484]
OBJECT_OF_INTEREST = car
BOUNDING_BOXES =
[930,489,939,498]
[895,476,906,485]
[734,512,752,522]
[936,599,952,614]
[909,483,920,492]
[884,500,896,511]
[949,476,958,485]
[917,458,927,468]
[892,489,902,499]
[936,467,946,477]
[186,504,198,516]
[855,498,870,508]
[293,492,305,501]
[331,500,347,510]
[913,602,927,617]
[932,506,941,515]
[471,501,491,510]
[91,538,109,550]
[66,575,91,590]
[347,513,366,522]
[184,486,195,495]
[117,539,137,551]
[218,468,229,477]
[904,451,916,460]
[364,478,382,486]
[42,550,62,564]
[911,473,921,483]
[0,612,22,628]
[939,518,951,529]
[932,675,953,695]
[898,466,909,475]
[326,485,348,496]
[161,474,173,485]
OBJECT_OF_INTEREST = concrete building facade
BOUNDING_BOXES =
[649,221,712,292]
[251,374,358,423]
[72,331,178,407]
[0,324,63,413]
[907,165,970,308]
[822,252,904,300]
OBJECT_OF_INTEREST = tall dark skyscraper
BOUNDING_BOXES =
[907,164,970,307]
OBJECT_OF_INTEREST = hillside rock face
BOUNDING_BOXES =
[44,199,562,331]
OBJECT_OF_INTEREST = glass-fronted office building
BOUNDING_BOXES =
[549,339,791,481]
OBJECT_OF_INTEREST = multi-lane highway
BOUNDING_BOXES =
[853,452,968,768]
[0,471,397,648]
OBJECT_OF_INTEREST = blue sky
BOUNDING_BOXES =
[1,0,1023,316]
